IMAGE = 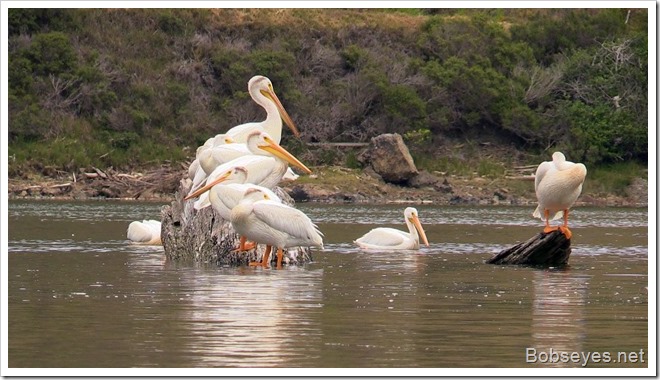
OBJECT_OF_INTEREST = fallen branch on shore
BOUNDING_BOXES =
[10,164,185,199]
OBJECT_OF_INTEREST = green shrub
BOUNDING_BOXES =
[25,32,78,76]
[8,57,34,97]
[341,44,369,71]
[157,11,186,35]
[8,9,79,36]
[403,128,432,145]
[345,151,361,169]
[8,102,51,141]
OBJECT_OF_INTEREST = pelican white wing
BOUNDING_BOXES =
[534,160,555,194]
[354,228,410,249]
[127,220,162,245]
[252,201,324,247]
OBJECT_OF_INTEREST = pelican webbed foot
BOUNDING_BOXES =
[543,226,559,234]
[558,225,572,240]
[249,245,272,268]
[233,236,257,253]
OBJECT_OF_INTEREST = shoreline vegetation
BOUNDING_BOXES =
[7,163,648,208]
[7,9,649,207]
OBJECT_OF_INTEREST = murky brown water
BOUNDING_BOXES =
[6,200,649,371]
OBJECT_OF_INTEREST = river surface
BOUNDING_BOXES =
[6,200,650,373]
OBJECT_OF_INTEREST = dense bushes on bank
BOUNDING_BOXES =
[8,8,648,175]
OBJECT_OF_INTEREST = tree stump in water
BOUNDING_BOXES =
[487,230,571,267]
[160,179,312,266]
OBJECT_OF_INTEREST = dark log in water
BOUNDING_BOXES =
[160,179,312,266]
[486,229,571,266]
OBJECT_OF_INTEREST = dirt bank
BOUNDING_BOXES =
[7,164,648,208]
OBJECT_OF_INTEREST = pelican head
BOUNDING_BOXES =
[404,207,430,247]
[247,131,312,174]
[184,166,249,200]
[243,187,272,202]
[248,75,300,138]
[552,151,566,162]
[212,134,234,145]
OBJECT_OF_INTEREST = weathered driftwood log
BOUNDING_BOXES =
[161,178,312,266]
[486,229,571,266]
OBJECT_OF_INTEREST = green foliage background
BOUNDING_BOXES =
[7,8,649,177]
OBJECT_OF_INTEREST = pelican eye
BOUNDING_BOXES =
[263,194,270,200]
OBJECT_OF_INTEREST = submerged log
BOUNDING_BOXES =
[161,178,312,266]
[487,230,571,266]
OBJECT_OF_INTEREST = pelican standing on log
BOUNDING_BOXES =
[230,188,324,269]
[354,207,429,250]
[532,151,587,239]
[225,75,299,144]
[186,166,282,252]
[187,75,299,187]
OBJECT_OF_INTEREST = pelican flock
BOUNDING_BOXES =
[176,75,319,268]
[130,75,589,268]
[532,152,587,239]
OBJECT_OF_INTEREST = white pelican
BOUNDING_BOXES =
[127,219,162,245]
[196,134,238,174]
[225,75,299,144]
[191,137,252,191]
[188,166,282,252]
[185,131,311,200]
[231,188,323,269]
[188,134,229,180]
[192,135,300,190]
[212,182,283,252]
[532,152,587,239]
[191,166,280,212]
[354,207,429,250]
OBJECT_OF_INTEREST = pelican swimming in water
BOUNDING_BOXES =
[127,219,162,245]
[231,188,324,269]
[225,75,299,144]
[185,131,311,200]
[354,207,429,250]
[532,151,587,239]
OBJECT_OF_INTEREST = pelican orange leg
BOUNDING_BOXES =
[249,245,272,268]
[235,236,257,252]
[276,248,284,269]
[542,209,572,239]
[558,209,573,240]
[542,209,559,234]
